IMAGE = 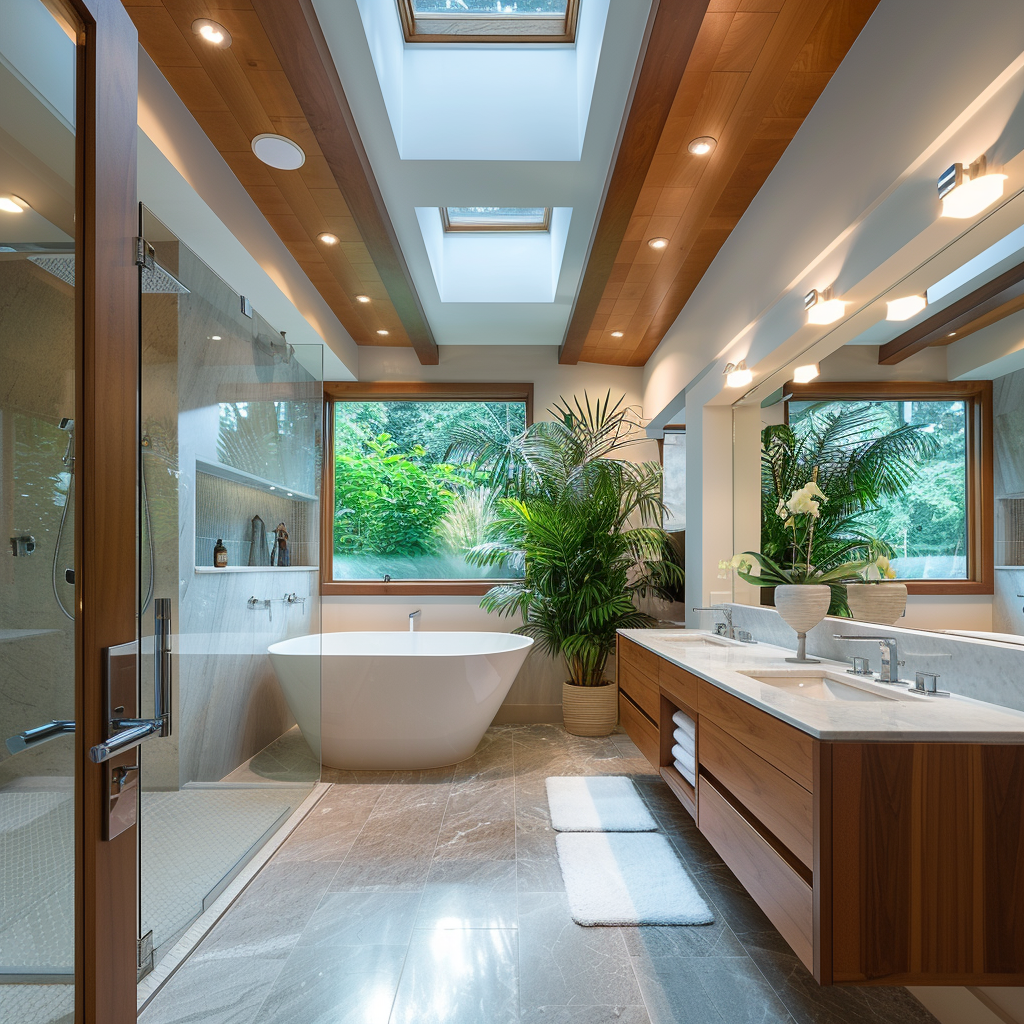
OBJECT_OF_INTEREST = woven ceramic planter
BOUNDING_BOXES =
[774,584,831,663]
[846,582,907,626]
[562,680,618,737]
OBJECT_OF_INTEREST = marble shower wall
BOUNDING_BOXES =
[0,259,77,784]
[144,234,321,789]
[994,369,1024,632]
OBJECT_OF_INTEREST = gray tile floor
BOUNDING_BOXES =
[139,725,939,1024]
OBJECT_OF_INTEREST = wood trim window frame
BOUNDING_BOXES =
[396,0,579,43]
[322,382,534,596]
[784,381,993,596]
[440,207,552,233]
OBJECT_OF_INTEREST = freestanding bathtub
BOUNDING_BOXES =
[268,631,534,769]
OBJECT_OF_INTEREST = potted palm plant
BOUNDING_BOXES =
[448,392,682,736]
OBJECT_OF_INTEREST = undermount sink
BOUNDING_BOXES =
[739,669,917,702]
[653,632,729,647]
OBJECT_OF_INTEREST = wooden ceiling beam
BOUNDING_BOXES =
[558,0,709,366]
[878,259,1024,365]
[250,0,439,365]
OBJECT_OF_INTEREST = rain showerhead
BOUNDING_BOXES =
[28,253,189,294]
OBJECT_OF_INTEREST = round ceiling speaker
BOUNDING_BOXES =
[251,134,305,170]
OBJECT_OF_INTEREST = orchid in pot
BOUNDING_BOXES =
[720,476,871,662]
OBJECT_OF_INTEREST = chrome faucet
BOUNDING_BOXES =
[692,605,733,639]
[409,609,421,632]
[833,634,902,683]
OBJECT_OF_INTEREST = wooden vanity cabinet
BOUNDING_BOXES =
[615,634,1024,987]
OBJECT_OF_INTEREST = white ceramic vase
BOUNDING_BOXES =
[773,584,831,663]
[845,582,907,626]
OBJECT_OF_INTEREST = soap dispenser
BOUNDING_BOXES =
[214,538,228,568]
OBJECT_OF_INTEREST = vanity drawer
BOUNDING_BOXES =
[699,776,813,970]
[699,681,814,790]
[619,691,659,768]
[699,718,813,870]
[618,638,660,721]
[660,660,699,710]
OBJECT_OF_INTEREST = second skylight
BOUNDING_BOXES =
[442,207,551,232]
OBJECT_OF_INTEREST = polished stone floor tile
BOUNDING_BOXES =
[295,892,421,948]
[433,780,516,861]
[513,830,565,894]
[274,786,385,863]
[139,950,285,1024]
[520,1005,652,1024]
[201,861,342,957]
[621,913,747,960]
[389,927,518,1024]
[416,859,518,929]
[518,892,642,1010]
[250,944,406,1024]
[632,955,796,1024]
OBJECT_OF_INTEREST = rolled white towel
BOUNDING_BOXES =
[674,759,696,787]
[671,743,695,774]
[672,710,695,737]
[672,728,695,753]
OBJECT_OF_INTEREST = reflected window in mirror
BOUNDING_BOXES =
[779,382,992,596]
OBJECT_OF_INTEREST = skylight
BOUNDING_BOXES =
[398,0,578,43]
[442,207,551,231]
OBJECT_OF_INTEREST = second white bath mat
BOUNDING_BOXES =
[545,775,657,832]
[556,832,714,926]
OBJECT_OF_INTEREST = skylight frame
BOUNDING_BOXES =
[397,0,579,44]
[440,207,553,233]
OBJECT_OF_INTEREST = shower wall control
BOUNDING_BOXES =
[10,534,35,556]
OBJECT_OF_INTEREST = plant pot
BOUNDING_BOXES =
[562,680,618,737]
[773,584,831,664]
[845,582,907,626]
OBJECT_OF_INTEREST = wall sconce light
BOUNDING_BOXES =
[793,363,819,384]
[724,360,752,388]
[885,294,927,321]
[804,286,846,325]
[938,156,1006,218]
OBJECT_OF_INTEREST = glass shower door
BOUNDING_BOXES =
[137,208,322,980]
[0,2,79,1021]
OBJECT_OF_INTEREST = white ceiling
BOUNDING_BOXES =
[312,0,655,347]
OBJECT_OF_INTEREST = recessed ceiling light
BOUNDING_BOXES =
[355,294,371,303]
[793,363,820,384]
[647,237,669,250]
[211,335,222,341]
[192,19,232,48]
[938,156,1006,218]
[376,329,389,336]
[804,287,846,326]
[0,195,29,214]
[886,294,927,321]
[948,331,957,337]
[724,360,752,388]
[318,232,339,246]
[610,331,624,338]
[251,134,305,170]
[687,136,717,156]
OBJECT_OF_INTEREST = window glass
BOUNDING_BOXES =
[662,431,685,532]
[788,399,968,579]
[412,1,567,14]
[332,399,527,581]
[444,207,549,231]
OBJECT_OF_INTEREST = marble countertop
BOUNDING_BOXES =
[618,628,1024,742]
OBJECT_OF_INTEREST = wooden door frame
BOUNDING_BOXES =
[67,0,141,1020]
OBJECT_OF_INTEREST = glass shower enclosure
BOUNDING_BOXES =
[136,208,323,980]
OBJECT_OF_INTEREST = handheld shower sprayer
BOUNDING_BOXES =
[53,417,76,619]
[58,417,74,468]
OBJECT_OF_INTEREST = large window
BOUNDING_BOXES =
[785,382,992,594]
[323,384,531,594]
[398,0,578,43]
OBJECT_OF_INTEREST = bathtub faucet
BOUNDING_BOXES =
[409,609,421,632]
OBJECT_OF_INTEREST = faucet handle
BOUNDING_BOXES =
[913,671,950,697]
[848,656,872,676]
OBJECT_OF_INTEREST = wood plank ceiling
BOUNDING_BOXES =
[125,0,426,355]
[562,0,881,366]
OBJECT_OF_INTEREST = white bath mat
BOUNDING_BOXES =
[556,832,714,926]
[545,776,657,832]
